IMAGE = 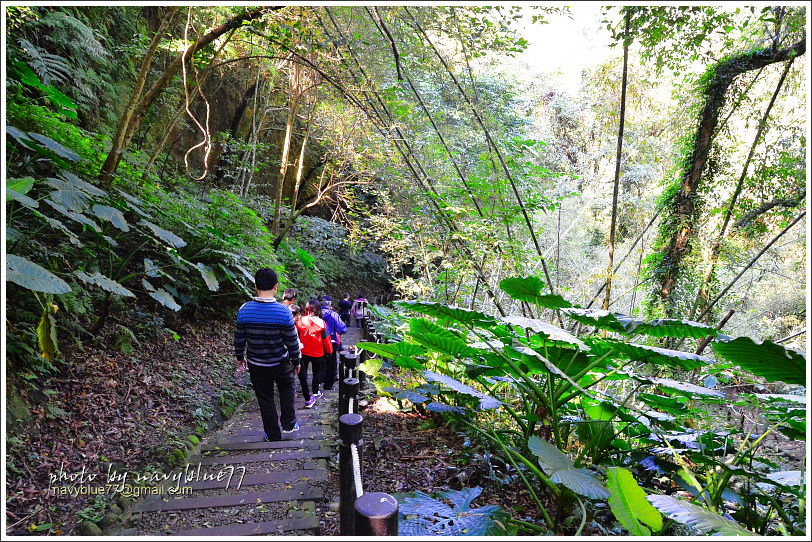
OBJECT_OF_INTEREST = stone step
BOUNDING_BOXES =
[171,516,319,536]
[220,428,324,444]
[201,439,330,452]
[189,448,330,466]
[167,468,328,492]
[135,487,323,513]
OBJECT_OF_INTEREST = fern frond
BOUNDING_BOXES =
[37,11,109,64]
[17,38,70,86]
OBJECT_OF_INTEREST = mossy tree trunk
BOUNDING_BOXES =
[650,38,805,316]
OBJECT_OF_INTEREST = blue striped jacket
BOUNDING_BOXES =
[234,297,301,367]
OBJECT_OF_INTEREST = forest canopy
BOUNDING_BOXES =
[3,3,808,537]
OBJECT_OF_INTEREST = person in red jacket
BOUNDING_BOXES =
[294,299,333,408]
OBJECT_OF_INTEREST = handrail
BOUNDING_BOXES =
[338,314,399,536]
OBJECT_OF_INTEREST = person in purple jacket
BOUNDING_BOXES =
[319,295,347,391]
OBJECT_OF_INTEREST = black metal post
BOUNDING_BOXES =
[357,348,367,390]
[354,492,399,536]
[340,377,359,416]
[339,413,363,536]
[343,352,357,378]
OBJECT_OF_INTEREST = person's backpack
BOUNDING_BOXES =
[353,299,368,318]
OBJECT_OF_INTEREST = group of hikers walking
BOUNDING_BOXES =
[233,267,369,441]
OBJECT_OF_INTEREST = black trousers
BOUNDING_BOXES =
[298,354,323,400]
[322,343,340,390]
[247,361,296,441]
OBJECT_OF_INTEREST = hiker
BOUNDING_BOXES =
[319,295,347,391]
[338,293,352,326]
[295,299,333,408]
[281,288,297,310]
[351,295,368,328]
[234,268,301,441]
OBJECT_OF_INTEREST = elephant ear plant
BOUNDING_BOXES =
[357,275,806,536]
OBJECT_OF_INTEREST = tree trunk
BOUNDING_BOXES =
[691,58,794,321]
[652,39,805,313]
[602,13,630,311]
[99,8,272,185]
[272,87,301,232]
[100,7,179,185]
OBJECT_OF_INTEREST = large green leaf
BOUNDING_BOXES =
[74,271,135,298]
[424,401,467,414]
[7,125,36,150]
[43,199,99,231]
[7,187,39,208]
[56,172,107,197]
[92,204,129,232]
[46,186,90,212]
[26,132,80,162]
[527,436,610,499]
[411,332,479,359]
[652,378,724,399]
[395,390,430,404]
[409,317,461,341]
[502,316,588,351]
[423,370,501,410]
[358,355,382,377]
[7,176,34,195]
[196,263,219,291]
[149,288,181,311]
[398,487,512,536]
[647,495,753,536]
[607,467,663,535]
[397,300,498,327]
[550,469,611,500]
[393,355,426,371]
[528,435,578,473]
[563,308,644,335]
[499,275,573,308]
[638,319,717,339]
[6,254,71,294]
[359,341,427,359]
[712,336,805,385]
[586,338,709,371]
[139,219,187,248]
[32,211,81,246]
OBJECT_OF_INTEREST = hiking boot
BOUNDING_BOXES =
[304,396,317,409]
[282,423,300,434]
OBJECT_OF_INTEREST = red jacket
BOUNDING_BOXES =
[296,316,333,358]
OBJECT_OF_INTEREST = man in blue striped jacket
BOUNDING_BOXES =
[234,268,301,441]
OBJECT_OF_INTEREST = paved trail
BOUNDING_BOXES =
[130,323,363,535]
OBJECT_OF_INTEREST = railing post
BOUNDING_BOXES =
[339,377,359,416]
[354,492,399,536]
[339,413,363,536]
[339,351,356,398]
[357,348,367,390]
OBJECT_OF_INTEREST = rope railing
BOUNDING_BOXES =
[337,314,398,536]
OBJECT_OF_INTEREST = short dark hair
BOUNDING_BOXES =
[306,298,323,318]
[255,268,278,290]
[283,288,297,301]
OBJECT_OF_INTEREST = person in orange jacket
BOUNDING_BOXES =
[294,298,333,408]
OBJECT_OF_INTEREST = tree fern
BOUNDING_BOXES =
[16,38,70,86]
[37,11,109,66]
